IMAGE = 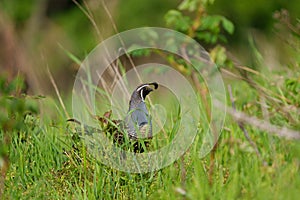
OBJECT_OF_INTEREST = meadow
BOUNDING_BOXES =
[1,0,300,199]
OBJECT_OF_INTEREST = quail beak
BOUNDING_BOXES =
[145,86,153,92]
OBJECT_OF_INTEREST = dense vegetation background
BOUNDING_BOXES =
[0,0,299,199]
[1,0,299,92]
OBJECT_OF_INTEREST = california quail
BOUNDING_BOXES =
[125,82,158,140]
[68,82,158,152]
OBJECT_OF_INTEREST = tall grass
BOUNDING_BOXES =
[1,2,300,200]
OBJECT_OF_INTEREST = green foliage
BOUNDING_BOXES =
[0,0,36,26]
[0,76,39,131]
[210,0,300,36]
[164,0,235,69]
[127,44,152,57]
[2,110,300,199]
[179,0,204,11]
[284,77,300,106]
[126,0,235,76]
[0,75,40,166]
[165,0,234,45]
[165,10,192,32]
[117,0,177,31]
[196,15,234,43]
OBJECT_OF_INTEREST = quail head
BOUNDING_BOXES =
[125,82,158,140]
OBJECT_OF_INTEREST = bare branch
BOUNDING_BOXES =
[214,99,300,140]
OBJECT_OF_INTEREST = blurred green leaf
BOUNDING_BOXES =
[165,10,192,32]
[127,44,151,57]
[200,15,222,31]
[179,0,199,12]
[0,76,40,132]
[221,17,235,34]
[210,45,227,66]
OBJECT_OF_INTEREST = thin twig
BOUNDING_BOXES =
[47,67,70,119]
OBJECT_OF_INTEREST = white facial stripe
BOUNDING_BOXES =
[140,89,144,101]
[136,84,149,92]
